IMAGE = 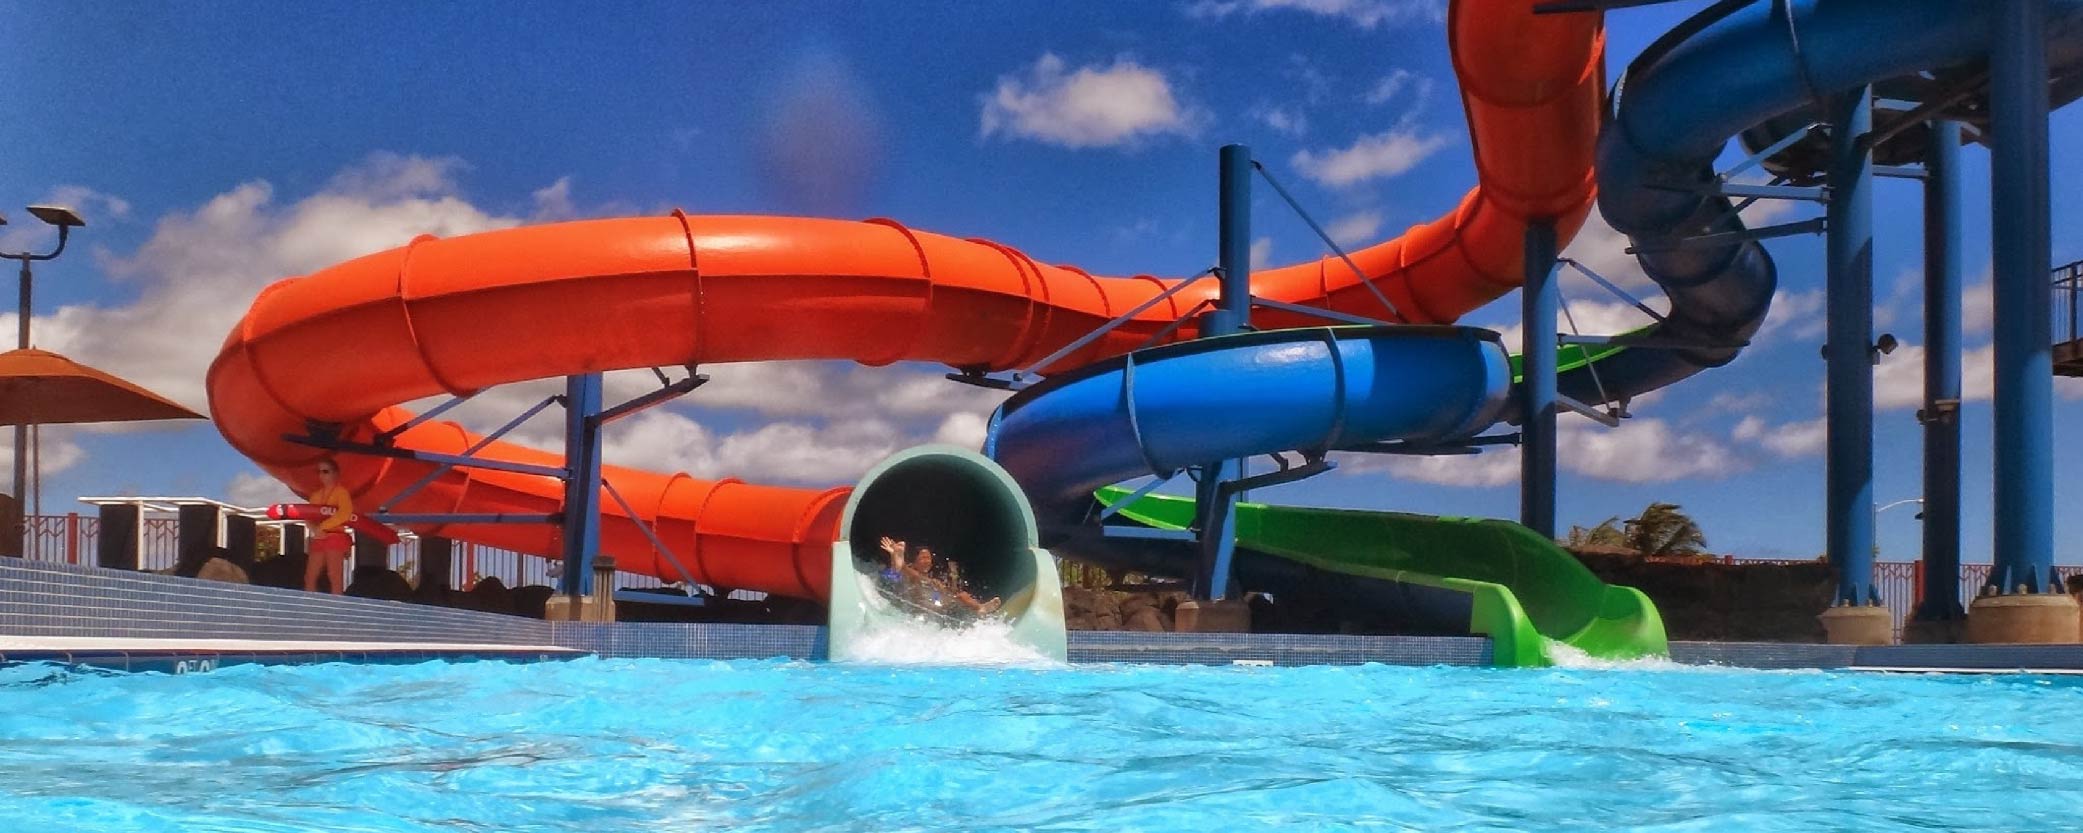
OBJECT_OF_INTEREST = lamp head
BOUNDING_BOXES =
[24,205,84,228]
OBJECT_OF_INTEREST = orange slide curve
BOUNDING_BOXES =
[205,0,1602,601]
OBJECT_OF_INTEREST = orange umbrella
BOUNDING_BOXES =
[0,348,204,426]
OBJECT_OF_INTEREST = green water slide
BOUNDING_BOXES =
[1097,487,1667,667]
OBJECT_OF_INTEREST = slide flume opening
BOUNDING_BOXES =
[827,446,1066,662]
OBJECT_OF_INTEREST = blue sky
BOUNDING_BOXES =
[2,0,2080,565]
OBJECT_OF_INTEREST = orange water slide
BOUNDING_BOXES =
[205,0,1603,600]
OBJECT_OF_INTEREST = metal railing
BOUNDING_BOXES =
[2058,258,2081,348]
[14,511,670,593]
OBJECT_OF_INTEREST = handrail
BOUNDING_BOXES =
[2057,258,2082,348]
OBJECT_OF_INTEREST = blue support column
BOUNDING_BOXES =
[1988,0,2055,594]
[560,372,604,598]
[1914,120,1965,623]
[1520,222,1559,539]
[1824,87,1877,606]
[1192,143,1253,601]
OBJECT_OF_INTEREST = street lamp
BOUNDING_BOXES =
[2,204,86,510]
[1875,498,1925,561]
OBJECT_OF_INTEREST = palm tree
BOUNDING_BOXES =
[1566,517,1628,549]
[1624,502,1707,557]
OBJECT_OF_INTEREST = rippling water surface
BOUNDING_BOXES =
[0,657,2079,832]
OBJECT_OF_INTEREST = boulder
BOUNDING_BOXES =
[455,577,517,615]
[248,555,305,591]
[512,585,555,619]
[1124,607,1167,632]
[195,558,250,585]
[346,567,414,602]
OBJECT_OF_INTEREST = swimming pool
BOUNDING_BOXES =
[0,657,2077,831]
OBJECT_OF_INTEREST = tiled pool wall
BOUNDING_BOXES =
[5,559,2083,672]
[0,558,552,645]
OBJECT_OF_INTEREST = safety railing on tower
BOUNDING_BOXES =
[2056,258,2082,376]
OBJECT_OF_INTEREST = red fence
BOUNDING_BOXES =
[16,512,665,592]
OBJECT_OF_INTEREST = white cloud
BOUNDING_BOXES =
[39,184,131,221]
[1703,390,1773,415]
[1962,277,1994,335]
[596,409,905,486]
[225,470,296,508]
[1251,237,1274,270]
[1326,210,1383,247]
[1560,416,1743,482]
[979,54,1195,149]
[931,412,991,449]
[1184,0,1444,29]
[12,154,528,413]
[1364,69,1431,106]
[1490,298,1664,354]
[0,428,86,481]
[1338,444,1520,487]
[531,177,576,220]
[1290,130,1452,187]
[1252,105,1308,137]
[1732,415,1825,458]
[1338,415,1740,485]
[1873,343,1997,410]
[1754,288,1826,343]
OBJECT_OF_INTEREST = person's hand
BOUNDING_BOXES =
[879,536,902,555]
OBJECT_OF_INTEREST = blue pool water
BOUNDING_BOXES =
[0,658,2080,831]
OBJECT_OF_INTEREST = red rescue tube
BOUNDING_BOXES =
[266,503,402,546]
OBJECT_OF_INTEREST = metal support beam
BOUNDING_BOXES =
[1341,438,1508,456]
[1988,1,2055,594]
[1557,394,1621,427]
[1521,223,1560,539]
[1626,218,1825,254]
[1248,296,1400,327]
[593,372,707,427]
[1097,475,1176,521]
[1102,526,1198,543]
[379,394,562,512]
[1651,181,1827,202]
[560,373,605,599]
[1251,160,1406,322]
[372,513,561,525]
[1913,119,1965,623]
[1192,143,1253,601]
[285,434,568,481]
[1824,87,1878,606]
[1016,269,1211,380]
[375,391,478,444]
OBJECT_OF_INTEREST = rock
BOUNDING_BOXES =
[346,567,414,602]
[248,555,305,590]
[512,585,555,619]
[455,577,516,615]
[195,558,249,585]
[1124,607,1166,632]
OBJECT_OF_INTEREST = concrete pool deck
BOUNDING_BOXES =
[6,558,2083,675]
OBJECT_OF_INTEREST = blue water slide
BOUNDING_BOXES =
[985,325,1512,523]
[1558,0,2083,414]
[980,0,2083,642]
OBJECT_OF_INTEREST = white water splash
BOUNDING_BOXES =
[838,612,1058,667]
[1542,639,1690,671]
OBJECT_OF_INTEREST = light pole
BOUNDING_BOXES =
[2,205,87,511]
[1874,498,1925,561]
